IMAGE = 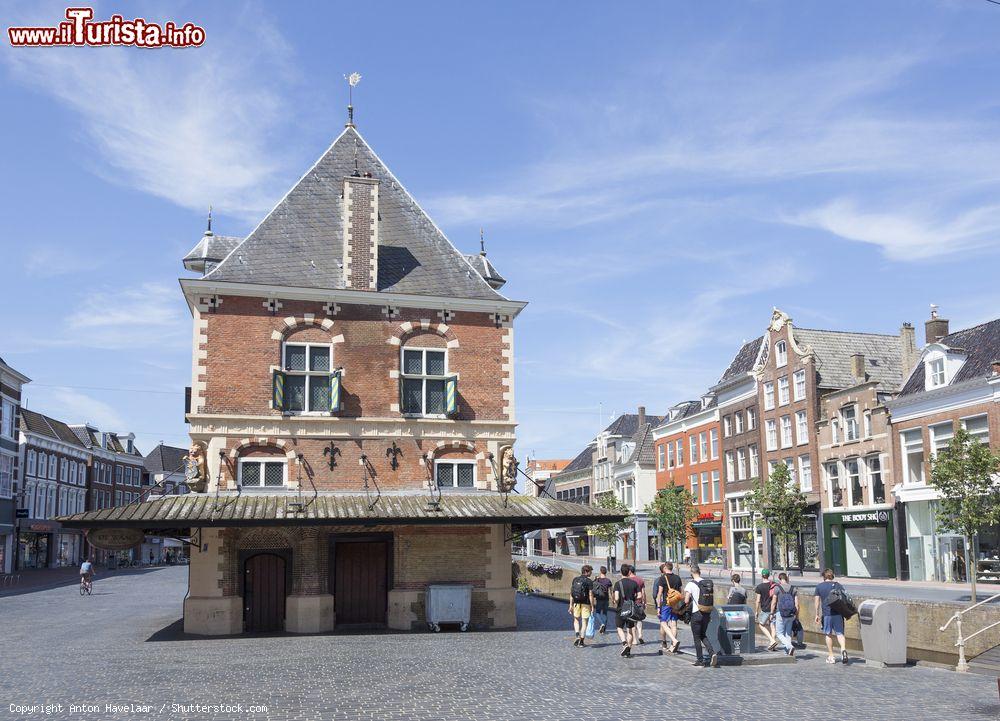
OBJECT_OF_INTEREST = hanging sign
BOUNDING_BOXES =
[87,528,145,551]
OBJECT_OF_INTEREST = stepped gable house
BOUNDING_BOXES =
[60,119,622,635]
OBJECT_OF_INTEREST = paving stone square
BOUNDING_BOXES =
[0,567,997,721]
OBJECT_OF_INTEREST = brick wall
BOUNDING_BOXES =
[199,296,508,421]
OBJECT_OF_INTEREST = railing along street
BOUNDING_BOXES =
[939,591,1000,672]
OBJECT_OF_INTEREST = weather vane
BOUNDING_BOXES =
[344,72,362,126]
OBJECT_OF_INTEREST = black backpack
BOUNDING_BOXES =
[826,583,857,619]
[571,576,590,603]
[728,586,747,605]
[592,580,609,600]
[696,579,715,612]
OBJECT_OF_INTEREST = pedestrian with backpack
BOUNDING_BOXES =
[632,570,647,645]
[592,566,612,634]
[568,564,595,647]
[754,568,779,651]
[684,563,718,667]
[770,572,799,656]
[653,562,683,655]
[726,573,748,605]
[613,563,642,657]
[814,568,849,664]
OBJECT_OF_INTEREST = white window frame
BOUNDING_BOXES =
[725,451,735,482]
[826,462,843,508]
[689,435,697,464]
[749,444,760,478]
[690,474,699,504]
[831,419,840,444]
[701,471,710,505]
[434,459,477,489]
[657,444,665,471]
[928,357,946,388]
[710,429,719,460]
[867,454,885,504]
[0,454,12,499]
[780,415,793,449]
[238,457,289,489]
[842,405,859,442]
[48,455,57,480]
[711,470,720,503]
[795,410,808,445]
[746,407,756,431]
[1,399,14,439]
[763,382,775,410]
[26,450,36,477]
[401,345,450,418]
[798,454,811,492]
[863,410,873,439]
[775,340,788,368]
[676,439,684,467]
[736,448,747,480]
[723,416,732,437]
[961,414,990,446]
[735,412,744,434]
[667,442,675,469]
[778,376,790,406]
[793,370,806,402]
[282,341,336,415]
[765,419,777,451]
[845,458,863,507]
[929,421,954,457]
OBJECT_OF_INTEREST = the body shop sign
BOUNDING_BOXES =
[87,528,144,551]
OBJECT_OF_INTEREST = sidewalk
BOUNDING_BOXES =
[521,552,1000,605]
[0,564,165,597]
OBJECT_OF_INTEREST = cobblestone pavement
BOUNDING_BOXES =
[1,567,997,721]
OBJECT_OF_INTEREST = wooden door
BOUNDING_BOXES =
[334,541,388,627]
[244,553,286,632]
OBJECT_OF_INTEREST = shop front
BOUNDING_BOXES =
[823,508,895,579]
[691,514,726,567]
[18,523,55,569]
[904,498,1000,583]
[767,511,820,572]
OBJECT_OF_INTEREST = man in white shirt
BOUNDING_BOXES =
[684,563,718,668]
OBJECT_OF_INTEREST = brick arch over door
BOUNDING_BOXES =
[386,319,460,349]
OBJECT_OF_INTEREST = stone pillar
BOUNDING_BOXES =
[184,528,243,635]
[285,528,335,633]
[484,524,516,629]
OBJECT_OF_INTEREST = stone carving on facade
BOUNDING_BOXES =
[184,442,209,493]
[497,446,518,493]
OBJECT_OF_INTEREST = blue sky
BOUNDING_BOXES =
[3,1,1000,462]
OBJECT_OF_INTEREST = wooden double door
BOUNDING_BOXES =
[244,553,287,633]
[333,538,390,628]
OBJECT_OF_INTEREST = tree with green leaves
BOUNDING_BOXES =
[645,485,697,563]
[929,427,1000,602]
[587,493,633,560]
[745,463,809,571]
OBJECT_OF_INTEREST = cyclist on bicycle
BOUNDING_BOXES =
[80,558,94,587]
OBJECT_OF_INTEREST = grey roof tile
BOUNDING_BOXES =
[720,337,763,382]
[603,413,666,437]
[143,444,188,475]
[793,328,904,391]
[203,126,508,301]
[20,409,87,448]
[900,317,1000,396]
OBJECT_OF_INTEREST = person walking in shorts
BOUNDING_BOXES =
[814,568,849,664]
[613,564,641,657]
[653,562,682,654]
[754,568,778,651]
[568,564,595,647]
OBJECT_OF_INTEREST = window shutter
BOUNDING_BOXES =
[445,375,458,416]
[272,369,285,411]
[329,370,341,413]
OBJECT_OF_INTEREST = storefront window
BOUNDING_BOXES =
[975,526,1000,583]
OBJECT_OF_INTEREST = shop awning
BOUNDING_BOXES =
[56,492,626,534]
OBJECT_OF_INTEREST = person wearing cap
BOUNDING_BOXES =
[754,568,778,651]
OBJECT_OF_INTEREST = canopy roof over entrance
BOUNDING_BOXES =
[57,492,626,533]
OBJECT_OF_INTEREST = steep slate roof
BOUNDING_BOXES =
[556,445,595,478]
[144,444,188,475]
[628,424,658,466]
[900,317,1000,396]
[203,126,507,302]
[57,492,628,530]
[463,253,506,290]
[719,337,763,382]
[69,425,143,458]
[604,412,666,438]
[20,409,87,447]
[794,328,903,391]
[183,233,242,274]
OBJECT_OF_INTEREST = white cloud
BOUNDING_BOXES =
[24,246,104,278]
[37,388,126,430]
[787,199,1000,261]
[1,4,297,220]
[63,282,189,350]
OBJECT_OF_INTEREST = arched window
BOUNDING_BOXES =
[775,340,788,367]
[274,341,339,414]
[401,343,456,417]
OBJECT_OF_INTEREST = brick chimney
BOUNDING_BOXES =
[342,173,380,291]
[900,322,918,376]
[925,304,949,345]
[637,406,646,428]
[851,353,866,382]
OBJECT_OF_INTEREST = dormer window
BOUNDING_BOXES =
[928,357,946,387]
[775,340,788,367]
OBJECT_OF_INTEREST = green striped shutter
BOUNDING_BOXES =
[445,375,458,416]
[329,370,341,413]
[272,370,285,411]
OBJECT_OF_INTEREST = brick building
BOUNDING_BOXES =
[653,398,725,566]
[0,358,30,573]
[548,445,595,556]
[521,458,571,555]
[887,309,1000,584]
[60,120,619,634]
[712,338,764,573]
[17,410,90,569]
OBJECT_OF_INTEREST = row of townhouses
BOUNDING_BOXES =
[0,355,190,573]
[538,307,1000,585]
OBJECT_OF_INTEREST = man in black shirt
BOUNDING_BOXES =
[653,562,683,654]
[568,564,595,647]
[613,563,641,658]
[754,568,778,651]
